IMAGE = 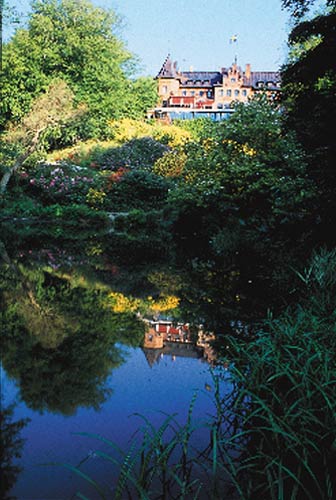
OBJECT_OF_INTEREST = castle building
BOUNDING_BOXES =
[150,55,281,120]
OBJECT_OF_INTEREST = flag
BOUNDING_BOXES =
[230,34,238,43]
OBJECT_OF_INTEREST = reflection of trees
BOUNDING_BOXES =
[0,252,145,415]
[0,402,30,499]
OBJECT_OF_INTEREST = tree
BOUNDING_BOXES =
[0,0,155,138]
[281,8,336,243]
[0,79,79,195]
[282,0,336,18]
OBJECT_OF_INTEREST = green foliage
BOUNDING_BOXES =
[21,163,99,204]
[281,0,336,18]
[0,0,151,139]
[221,249,336,499]
[97,137,169,171]
[166,96,315,263]
[105,170,171,211]
[125,76,159,119]
[281,10,336,243]
[153,150,187,178]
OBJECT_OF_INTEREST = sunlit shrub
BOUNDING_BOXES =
[86,188,107,208]
[153,150,187,178]
[107,292,141,313]
[107,118,154,143]
[152,125,192,148]
[146,294,180,313]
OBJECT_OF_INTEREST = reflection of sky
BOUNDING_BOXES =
[3,347,231,499]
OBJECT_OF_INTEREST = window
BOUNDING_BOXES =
[218,89,224,96]
[234,89,239,97]
[191,91,195,96]
[182,90,187,96]
[200,91,204,97]
[162,85,168,94]
[231,77,236,82]
[242,89,247,96]
[227,89,232,97]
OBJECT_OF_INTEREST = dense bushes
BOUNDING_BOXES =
[105,170,172,211]
[97,137,169,171]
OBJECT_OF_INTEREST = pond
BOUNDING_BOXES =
[2,348,229,499]
[1,224,239,499]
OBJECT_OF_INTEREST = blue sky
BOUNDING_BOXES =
[5,0,294,76]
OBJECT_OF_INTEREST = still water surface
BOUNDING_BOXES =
[2,347,224,499]
[1,227,233,499]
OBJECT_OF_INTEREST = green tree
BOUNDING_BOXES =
[281,9,336,243]
[1,0,155,139]
[0,79,79,195]
[170,96,314,241]
[282,0,336,18]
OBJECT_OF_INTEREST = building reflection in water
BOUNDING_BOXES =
[142,319,216,367]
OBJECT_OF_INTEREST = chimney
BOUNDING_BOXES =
[245,63,251,79]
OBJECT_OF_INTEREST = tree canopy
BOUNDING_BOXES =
[282,0,336,18]
[281,6,336,243]
[0,0,157,140]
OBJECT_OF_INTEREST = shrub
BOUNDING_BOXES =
[98,137,169,172]
[107,118,154,142]
[153,150,187,178]
[23,163,99,205]
[105,171,171,211]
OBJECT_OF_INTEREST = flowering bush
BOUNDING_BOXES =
[27,165,97,204]
[86,188,107,208]
[153,150,187,178]
[98,137,169,172]
[105,167,129,189]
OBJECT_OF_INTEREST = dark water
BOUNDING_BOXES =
[1,225,235,499]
